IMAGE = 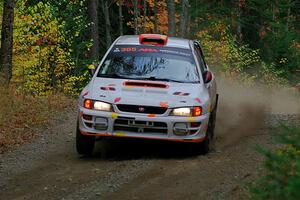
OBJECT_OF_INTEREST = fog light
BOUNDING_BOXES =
[173,123,188,136]
[82,114,93,121]
[94,117,108,130]
[190,122,201,128]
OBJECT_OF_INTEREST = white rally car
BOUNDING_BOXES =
[76,34,218,155]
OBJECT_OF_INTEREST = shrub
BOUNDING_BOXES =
[195,21,290,87]
[12,1,91,96]
[251,125,300,200]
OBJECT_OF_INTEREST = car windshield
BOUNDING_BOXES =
[97,45,200,83]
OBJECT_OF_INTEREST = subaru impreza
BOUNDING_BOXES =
[76,34,218,155]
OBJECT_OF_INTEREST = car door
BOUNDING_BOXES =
[194,42,217,110]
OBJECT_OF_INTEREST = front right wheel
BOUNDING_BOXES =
[76,121,95,156]
[196,102,218,155]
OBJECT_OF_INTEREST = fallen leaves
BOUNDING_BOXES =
[0,87,75,153]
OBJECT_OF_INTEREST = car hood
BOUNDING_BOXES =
[88,78,209,107]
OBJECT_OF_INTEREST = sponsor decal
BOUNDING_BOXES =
[120,47,137,52]
[114,97,122,103]
[100,87,116,91]
[113,48,120,52]
[173,92,190,96]
[111,113,119,119]
[82,91,89,97]
[160,102,169,108]
[138,48,159,52]
[187,117,197,123]
[115,132,125,137]
[195,98,202,103]
[111,45,193,58]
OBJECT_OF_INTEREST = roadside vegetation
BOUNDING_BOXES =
[0,0,299,198]
[251,125,300,200]
[0,86,75,153]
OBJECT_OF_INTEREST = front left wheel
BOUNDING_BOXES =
[76,122,95,156]
[196,95,218,154]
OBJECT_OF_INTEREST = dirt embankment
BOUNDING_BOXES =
[0,79,299,200]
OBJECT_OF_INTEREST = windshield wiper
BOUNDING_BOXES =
[98,73,135,79]
[139,76,184,83]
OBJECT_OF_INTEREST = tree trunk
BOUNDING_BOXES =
[167,0,176,36]
[180,0,188,37]
[119,0,123,35]
[186,8,191,38]
[0,0,14,85]
[143,0,147,33]
[101,0,112,47]
[87,0,99,60]
[286,0,291,32]
[237,8,242,42]
[272,1,276,34]
[237,0,244,42]
[133,0,139,34]
[154,0,158,33]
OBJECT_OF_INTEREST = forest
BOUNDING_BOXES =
[0,1,300,199]
[0,0,299,94]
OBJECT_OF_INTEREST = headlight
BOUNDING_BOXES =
[84,99,112,111]
[171,107,202,117]
[94,101,112,111]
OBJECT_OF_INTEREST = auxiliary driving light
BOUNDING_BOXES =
[173,123,188,136]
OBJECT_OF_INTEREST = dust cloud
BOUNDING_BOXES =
[215,78,300,149]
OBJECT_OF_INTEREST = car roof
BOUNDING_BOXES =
[115,35,193,49]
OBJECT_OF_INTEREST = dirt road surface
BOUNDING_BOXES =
[1,82,299,200]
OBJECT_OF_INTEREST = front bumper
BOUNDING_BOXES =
[78,106,210,143]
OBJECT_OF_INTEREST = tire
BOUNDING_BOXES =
[196,95,218,155]
[209,94,218,140]
[189,134,210,155]
[76,122,95,156]
[198,134,210,154]
[209,107,217,140]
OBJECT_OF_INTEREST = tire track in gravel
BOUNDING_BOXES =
[0,112,280,200]
[0,79,299,200]
[0,112,156,200]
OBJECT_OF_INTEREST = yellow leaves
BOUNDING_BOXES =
[195,21,264,86]
[11,2,80,96]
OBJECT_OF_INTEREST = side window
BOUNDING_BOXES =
[194,43,206,73]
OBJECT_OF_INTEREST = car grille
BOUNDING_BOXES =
[114,118,168,134]
[117,104,167,114]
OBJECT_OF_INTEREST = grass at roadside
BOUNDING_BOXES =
[0,86,76,153]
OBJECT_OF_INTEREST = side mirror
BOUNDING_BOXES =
[203,71,213,84]
[87,64,97,76]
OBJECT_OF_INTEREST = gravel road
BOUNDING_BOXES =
[1,111,299,200]
[1,81,299,200]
